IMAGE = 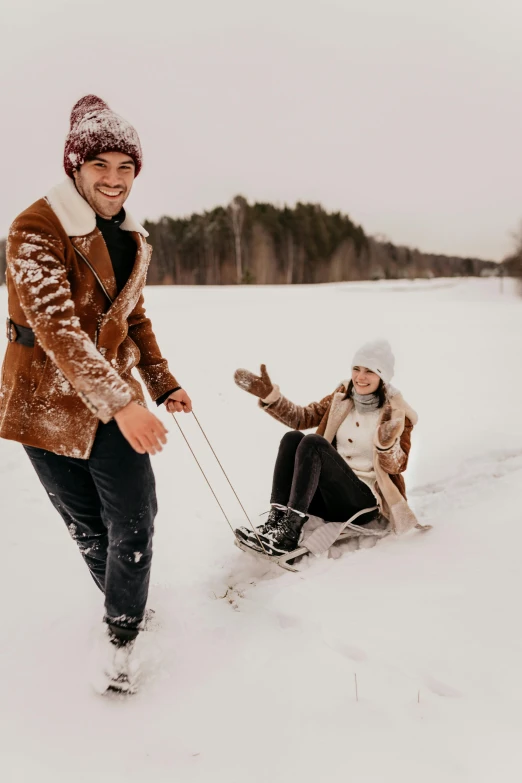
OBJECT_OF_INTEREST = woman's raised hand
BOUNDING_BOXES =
[377,403,403,448]
[234,364,274,399]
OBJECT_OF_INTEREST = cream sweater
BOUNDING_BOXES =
[335,408,380,494]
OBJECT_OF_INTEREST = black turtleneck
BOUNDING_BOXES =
[95,208,137,294]
[95,208,180,406]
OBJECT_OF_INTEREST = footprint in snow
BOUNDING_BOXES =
[423,674,463,698]
[277,613,300,630]
[324,637,368,662]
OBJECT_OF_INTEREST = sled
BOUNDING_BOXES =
[234,535,311,572]
[235,506,383,572]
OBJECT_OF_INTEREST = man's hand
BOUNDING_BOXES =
[234,364,273,399]
[165,388,192,414]
[114,402,168,455]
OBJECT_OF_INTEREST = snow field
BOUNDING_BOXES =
[1,277,521,782]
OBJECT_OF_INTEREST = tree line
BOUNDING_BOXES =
[502,221,522,291]
[0,197,501,287]
[143,197,497,285]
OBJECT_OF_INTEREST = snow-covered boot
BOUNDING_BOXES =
[235,505,286,548]
[90,626,141,695]
[262,508,308,554]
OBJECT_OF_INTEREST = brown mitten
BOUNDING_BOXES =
[234,364,273,399]
[377,403,403,448]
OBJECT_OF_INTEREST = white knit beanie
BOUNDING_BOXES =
[352,339,395,383]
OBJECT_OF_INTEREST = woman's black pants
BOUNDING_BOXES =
[270,431,377,523]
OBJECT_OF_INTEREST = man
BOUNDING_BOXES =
[0,95,191,692]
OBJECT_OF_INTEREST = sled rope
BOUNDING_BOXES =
[189,412,269,552]
[191,412,256,529]
[171,412,269,553]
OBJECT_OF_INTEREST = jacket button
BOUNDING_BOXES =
[348,438,353,443]
[356,422,360,427]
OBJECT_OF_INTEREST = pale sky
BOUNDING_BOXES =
[1,0,521,261]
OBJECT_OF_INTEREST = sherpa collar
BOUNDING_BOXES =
[45,178,148,238]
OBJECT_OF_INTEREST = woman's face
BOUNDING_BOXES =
[352,366,381,395]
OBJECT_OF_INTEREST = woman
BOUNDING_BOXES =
[234,339,421,556]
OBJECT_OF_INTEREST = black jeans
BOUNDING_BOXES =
[24,420,157,634]
[271,431,377,523]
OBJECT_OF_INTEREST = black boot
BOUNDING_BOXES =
[107,623,139,647]
[235,506,286,548]
[262,509,308,554]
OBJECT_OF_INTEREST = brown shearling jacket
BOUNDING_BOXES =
[0,179,178,458]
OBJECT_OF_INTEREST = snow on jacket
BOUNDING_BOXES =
[0,178,179,459]
[260,381,421,534]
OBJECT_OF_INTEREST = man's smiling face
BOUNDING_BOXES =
[73,152,136,218]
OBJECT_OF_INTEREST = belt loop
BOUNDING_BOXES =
[6,318,16,343]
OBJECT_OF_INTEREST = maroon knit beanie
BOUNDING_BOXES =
[63,95,143,178]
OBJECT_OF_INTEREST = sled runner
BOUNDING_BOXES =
[234,535,307,571]
[234,506,385,572]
